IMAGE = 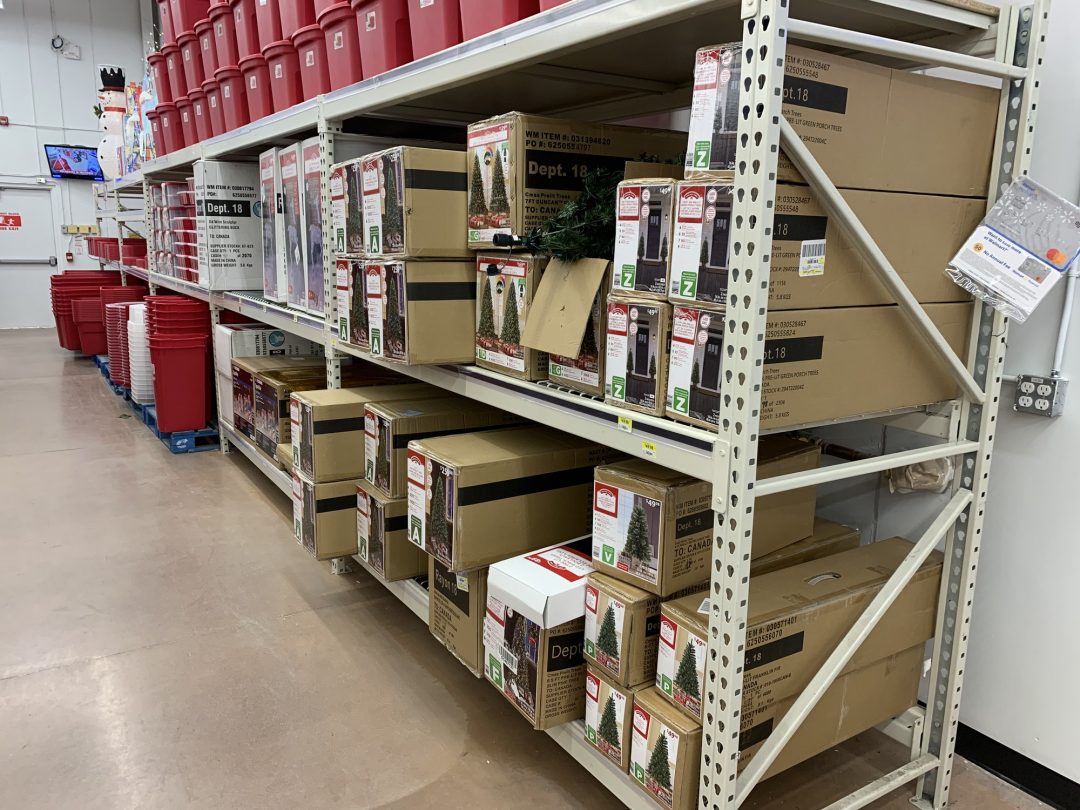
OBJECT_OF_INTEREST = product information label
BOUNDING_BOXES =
[613,185,643,291]
[475,256,529,372]
[329,165,347,254]
[467,124,511,245]
[361,157,383,256]
[357,489,371,563]
[604,303,629,402]
[592,481,662,586]
[291,474,304,543]
[584,585,626,675]
[656,616,706,721]
[686,45,738,173]
[405,449,427,550]
[798,239,826,277]
[290,398,301,467]
[365,265,384,357]
[363,411,378,482]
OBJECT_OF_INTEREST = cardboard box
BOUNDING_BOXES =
[612,179,677,299]
[292,474,363,560]
[475,253,549,380]
[195,159,263,291]
[276,442,291,468]
[591,437,819,596]
[212,323,323,379]
[278,143,307,311]
[738,645,924,780]
[231,355,324,438]
[749,517,859,577]
[361,146,469,257]
[336,258,370,351]
[329,158,365,257]
[466,113,686,249]
[356,479,425,582]
[364,396,522,498]
[217,371,233,426]
[406,426,615,571]
[253,367,327,457]
[667,302,973,431]
[685,44,998,197]
[629,687,702,810]
[605,296,671,416]
[366,259,476,365]
[291,383,440,482]
[668,180,981,309]
[656,537,943,721]
[584,572,660,687]
[299,138,325,315]
[585,664,648,772]
[428,556,488,677]
[483,540,592,729]
[259,149,286,302]
[549,284,608,396]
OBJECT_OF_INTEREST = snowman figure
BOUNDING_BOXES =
[97,65,126,181]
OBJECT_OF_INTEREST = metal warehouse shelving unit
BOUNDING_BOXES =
[90,1,1048,807]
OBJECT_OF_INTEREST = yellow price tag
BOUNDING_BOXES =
[641,440,657,458]
[617,415,633,433]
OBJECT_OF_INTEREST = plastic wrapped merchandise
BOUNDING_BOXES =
[946,177,1080,322]
[887,457,954,495]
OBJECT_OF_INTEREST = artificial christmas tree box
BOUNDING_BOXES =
[612,179,677,300]
[259,148,286,302]
[591,437,819,597]
[604,296,671,416]
[356,479,425,582]
[466,112,686,249]
[194,159,263,291]
[685,43,998,197]
[360,146,469,257]
[483,539,593,730]
[335,258,371,351]
[329,158,364,257]
[475,253,549,380]
[275,442,291,468]
[292,473,363,560]
[585,664,649,772]
[365,260,476,365]
[253,367,329,457]
[290,383,440,483]
[584,572,660,688]
[278,143,308,311]
[406,426,614,571]
[231,355,324,438]
[364,396,521,498]
[749,517,859,577]
[213,323,323,380]
[629,687,702,810]
[428,556,488,677]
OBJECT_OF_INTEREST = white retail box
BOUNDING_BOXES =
[194,159,263,291]
[259,148,287,302]
[212,323,323,379]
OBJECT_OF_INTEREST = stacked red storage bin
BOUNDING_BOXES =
[145,296,214,431]
[72,297,109,356]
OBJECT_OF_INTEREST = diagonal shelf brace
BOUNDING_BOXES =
[734,488,974,806]
[778,117,985,405]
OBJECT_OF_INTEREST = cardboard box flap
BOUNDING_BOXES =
[369,395,473,420]
[411,426,591,467]
[487,538,594,628]
[522,258,611,356]
[634,685,701,735]
[590,570,656,604]
[294,384,431,408]
[623,162,684,181]
[598,457,695,488]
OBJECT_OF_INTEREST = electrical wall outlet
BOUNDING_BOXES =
[1014,374,1067,417]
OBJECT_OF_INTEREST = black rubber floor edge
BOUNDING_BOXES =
[956,723,1079,810]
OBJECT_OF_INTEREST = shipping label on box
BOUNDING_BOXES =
[279,145,307,310]
[669,182,733,305]
[656,606,708,721]
[666,307,723,429]
[301,139,325,315]
[196,159,262,291]
[605,299,670,415]
[612,181,675,298]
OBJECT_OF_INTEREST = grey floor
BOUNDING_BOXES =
[0,329,1048,809]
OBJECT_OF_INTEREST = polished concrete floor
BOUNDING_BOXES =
[0,329,1048,810]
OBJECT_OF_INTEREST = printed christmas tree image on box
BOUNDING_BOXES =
[406,449,456,564]
[475,257,530,372]
[584,670,629,766]
[631,706,679,809]
[486,606,540,723]
[656,613,706,720]
[592,482,662,586]
[466,123,511,245]
[584,583,625,673]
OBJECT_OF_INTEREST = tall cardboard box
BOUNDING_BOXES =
[591,436,820,596]
[655,537,943,722]
[290,383,441,482]
[475,253,548,380]
[194,159,263,291]
[549,286,608,396]
[406,426,615,571]
[605,296,671,417]
[278,143,307,311]
[629,687,702,810]
[329,158,364,257]
[585,664,649,772]
[466,113,686,249]
[259,148,286,302]
[360,146,469,257]
[231,355,324,438]
[293,474,362,560]
[356,479,425,582]
[483,540,592,730]
[335,258,371,351]
[299,138,326,315]
[749,517,859,577]
[584,572,660,687]
[364,396,522,498]
[253,367,327,457]
[428,557,488,677]
[612,179,677,299]
[685,43,998,197]
[366,259,476,364]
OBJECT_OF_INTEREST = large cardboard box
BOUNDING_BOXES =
[195,159,263,291]
[336,258,370,351]
[584,572,660,688]
[612,179,677,300]
[591,437,820,596]
[585,664,649,772]
[259,149,286,302]
[231,355,324,438]
[629,687,702,810]
[356,479,425,582]
[549,285,608,396]
[361,146,469,257]
[406,426,614,571]
[428,556,488,677]
[475,253,548,380]
[483,540,592,730]
[656,537,943,722]
[292,474,362,560]
[290,383,440,482]
[668,180,980,309]
[278,143,307,311]
[329,158,364,257]
[366,259,476,365]
[666,302,973,431]
[685,43,998,197]
[212,323,323,380]
[466,113,685,249]
[749,517,860,577]
[364,396,521,498]
[605,296,671,417]
[253,367,327,457]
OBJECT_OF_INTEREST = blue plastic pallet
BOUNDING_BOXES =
[94,354,110,378]
[143,405,220,454]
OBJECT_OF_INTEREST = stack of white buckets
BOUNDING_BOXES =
[127,303,155,405]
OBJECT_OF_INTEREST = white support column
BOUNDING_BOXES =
[319,114,343,391]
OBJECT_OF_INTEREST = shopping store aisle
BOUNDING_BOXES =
[0,330,1045,810]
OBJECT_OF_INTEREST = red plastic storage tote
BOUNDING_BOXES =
[254,0,283,48]
[407,0,460,59]
[351,0,411,77]
[209,2,240,66]
[149,334,210,432]
[170,0,212,31]
[317,2,362,90]
[279,0,316,37]
[538,0,568,7]
[231,0,261,57]
[459,0,536,40]
[177,31,206,94]
[157,102,186,152]
[239,54,272,120]
[176,96,198,145]
[147,52,173,103]
[189,88,212,141]
[194,18,219,76]
[262,40,303,111]
[145,108,166,155]
[202,78,226,135]
[292,24,330,98]
[214,65,250,129]
[158,0,177,44]
[162,43,187,102]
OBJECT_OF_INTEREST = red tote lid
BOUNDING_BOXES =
[161,42,180,56]
[176,30,198,47]
[292,24,324,44]
[238,53,267,70]
[261,39,296,60]
[147,51,166,66]
[214,64,242,79]
[316,1,353,26]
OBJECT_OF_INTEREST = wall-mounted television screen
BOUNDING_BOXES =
[43,145,104,181]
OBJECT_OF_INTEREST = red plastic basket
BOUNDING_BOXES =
[292,24,330,98]
[263,40,303,112]
[459,0,537,40]
[149,334,211,432]
[318,2,363,89]
[209,2,240,67]
[407,0,460,59]
[352,0,412,78]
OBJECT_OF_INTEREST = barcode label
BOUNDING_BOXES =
[799,239,826,277]
[497,643,518,671]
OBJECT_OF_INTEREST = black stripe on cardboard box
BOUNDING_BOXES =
[745,632,805,671]
[782,76,849,115]
[458,465,595,507]
[432,558,471,614]
[313,416,366,435]
[763,336,824,364]
[404,168,467,192]
[316,495,357,514]
[675,509,713,540]
[523,150,634,192]
[392,422,512,449]
[406,281,478,301]
[384,514,408,532]
[773,214,828,242]
[546,629,585,673]
[739,717,775,751]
